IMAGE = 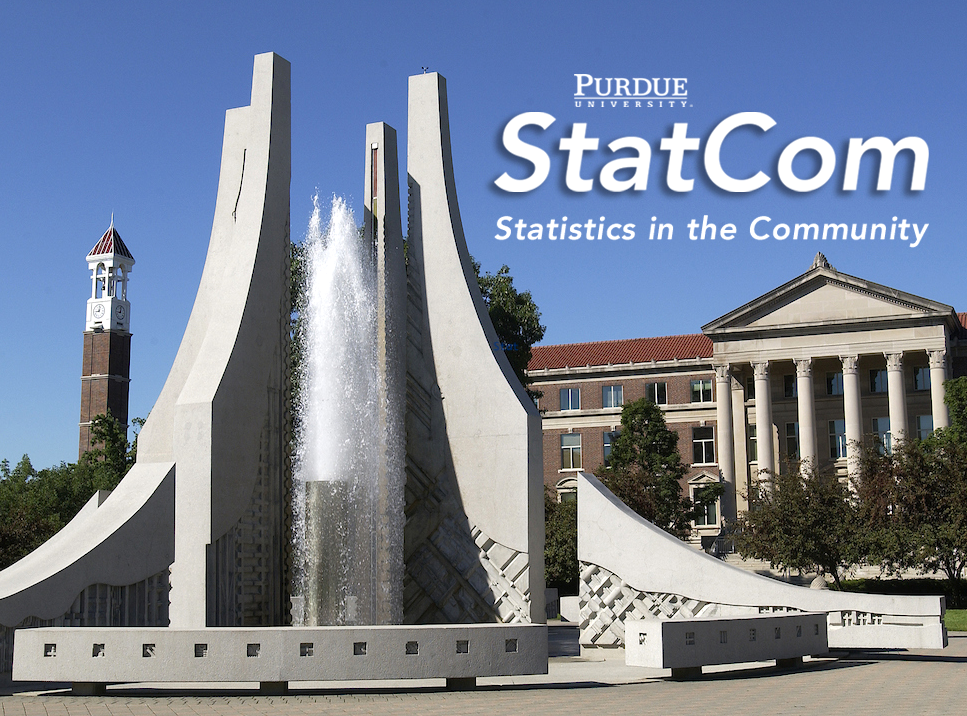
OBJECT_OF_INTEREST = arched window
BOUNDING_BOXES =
[94,263,107,298]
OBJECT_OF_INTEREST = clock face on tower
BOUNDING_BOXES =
[115,305,126,321]
[92,304,105,319]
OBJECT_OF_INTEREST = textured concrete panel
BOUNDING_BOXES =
[578,472,946,650]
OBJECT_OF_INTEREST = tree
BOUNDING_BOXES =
[858,430,967,583]
[473,261,546,401]
[733,463,857,587]
[544,488,578,593]
[598,398,700,540]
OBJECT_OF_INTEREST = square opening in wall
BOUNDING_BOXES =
[92,643,105,658]
[505,638,518,653]
[142,643,156,658]
[456,640,469,654]
[194,643,208,658]
[247,643,261,658]
[638,633,647,645]
[405,641,419,655]
[300,643,314,657]
[43,644,56,658]
[720,630,728,644]
[354,642,367,656]
[685,632,695,646]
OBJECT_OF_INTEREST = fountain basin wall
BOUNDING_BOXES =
[14,624,547,684]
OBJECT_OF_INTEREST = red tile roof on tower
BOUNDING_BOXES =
[88,226,134,260]
[528,334,713,371]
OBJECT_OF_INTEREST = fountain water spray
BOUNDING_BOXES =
[292,194,402,626]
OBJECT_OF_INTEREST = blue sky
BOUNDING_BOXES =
[1,1,964,467]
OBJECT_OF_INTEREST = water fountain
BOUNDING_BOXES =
[4,55,547,690]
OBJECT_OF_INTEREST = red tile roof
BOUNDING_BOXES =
[528,334,713,371]
[88,226,134,260]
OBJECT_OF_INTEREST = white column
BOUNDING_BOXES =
[731,376,749,515]
[714,365,735,519]
[885,352,908,444]
[929,349,949,429]
[794,358,817,470]
[752,361,774,477]
[841,355,862,479]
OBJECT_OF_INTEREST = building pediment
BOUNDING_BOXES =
[702,254,955,338]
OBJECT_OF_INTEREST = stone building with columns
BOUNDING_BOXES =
[527,254,965,547]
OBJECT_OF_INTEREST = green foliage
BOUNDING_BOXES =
[598,398,695,540]
[0,414,138,570]
[734,463,856,587]
[858,430,967,581]
[944,375,967,442]
[472,261,546,400]
[544,488,578,592]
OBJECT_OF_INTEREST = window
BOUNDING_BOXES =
[560,388,581,411]
[748,424,758,462]
[872,417,891,453]
[692,427,715,464]
[914,367,931,391]
[560,433,582,470]
[556,476,577,502]
[870,369,888,393]
[917,415,933,440]
[746,377,755,399]
[829,420,846,459]
[603,430,619,464]
[602,385,623,408]
[783,375,797,398]
[646,382,668,405]
[691,379,713,403]
[785,423,799,459]
[827,372,844,395]
[692,489,718,526]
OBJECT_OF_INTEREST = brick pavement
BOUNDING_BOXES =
[1,634,964,716]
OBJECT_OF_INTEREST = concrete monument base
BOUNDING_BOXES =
[13,624,547,688]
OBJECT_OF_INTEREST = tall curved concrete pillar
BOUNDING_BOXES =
[794,358,817,469]
[406,72,544,624]
[0,52,291,646]
[364,122,405,623]
[929,350,949,430]
[841,355,863,478]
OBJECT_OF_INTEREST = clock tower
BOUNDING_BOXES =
[78,218,136,457]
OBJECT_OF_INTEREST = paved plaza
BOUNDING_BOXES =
[1,627,964,716]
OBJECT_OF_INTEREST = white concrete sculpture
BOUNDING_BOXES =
[5,59,547,689]
[402,73,545,625]
[578,472,946,652]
